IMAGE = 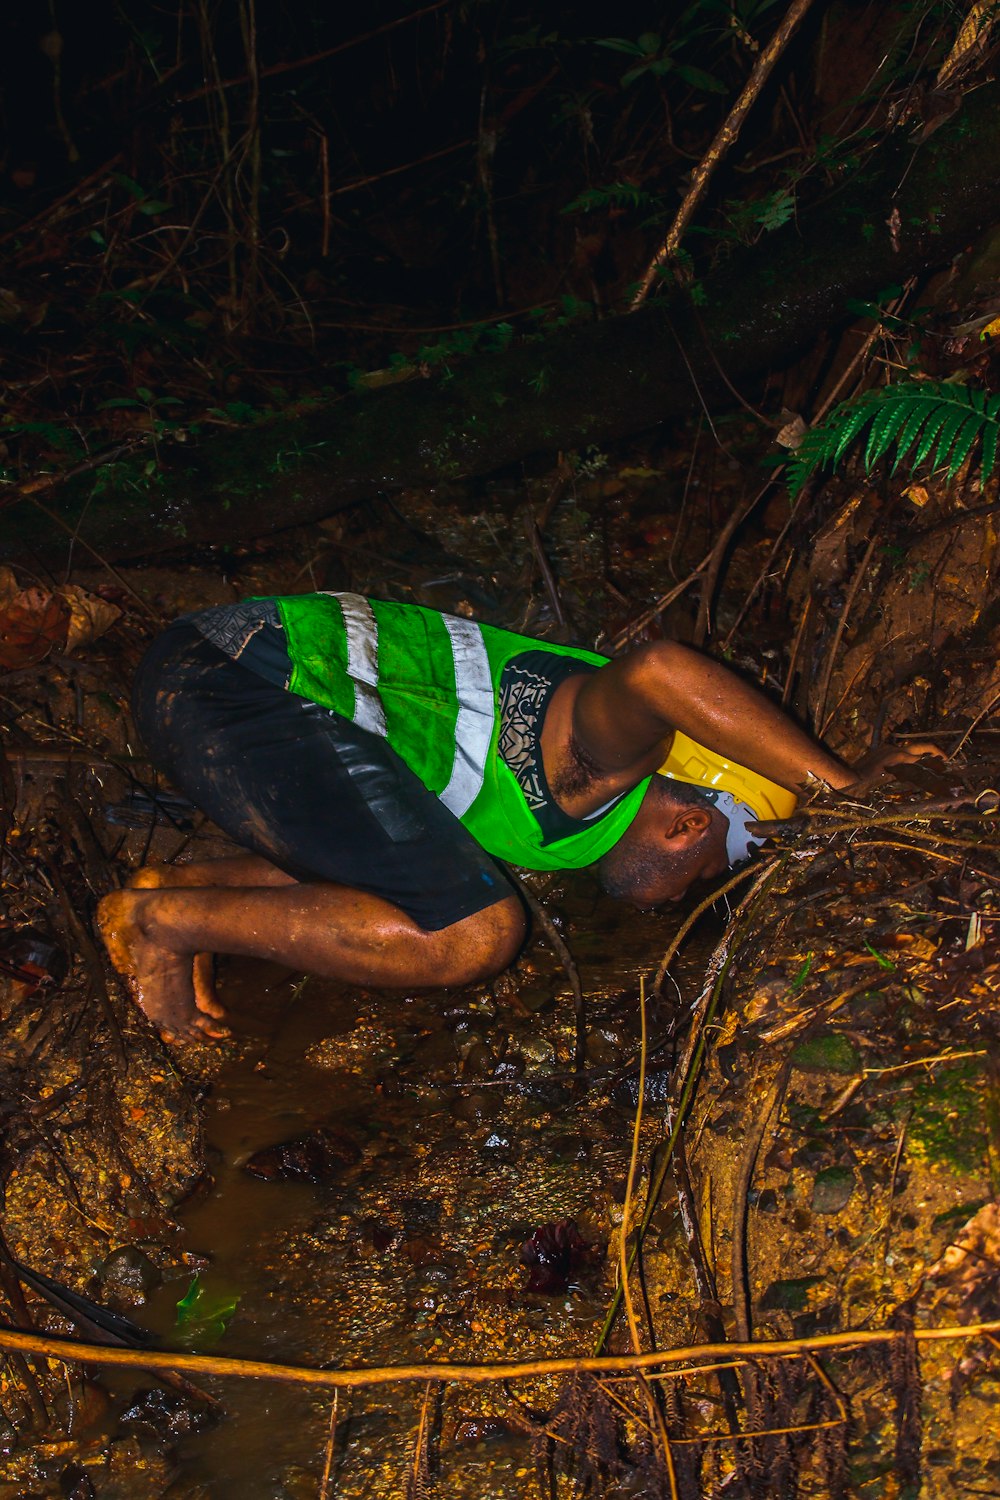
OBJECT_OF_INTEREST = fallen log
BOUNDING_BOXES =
[5,80,1000,568]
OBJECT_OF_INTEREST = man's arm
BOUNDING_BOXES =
[571,640,853,794]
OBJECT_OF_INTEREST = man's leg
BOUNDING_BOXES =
[128,855,299,1019]
[116,621,525,1042]
[130,854,298,890]
[99,884,525,1043]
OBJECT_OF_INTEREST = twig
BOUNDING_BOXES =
[526,513,567,629]
[408,1381,436,1500]
[652,863,761,998]
[815,533,879,737]
[597,860,784,1353]
[781,597,811,706]
[3,1319,1000,1390]
[329,140,476,199]
[601,554,711,655]
[503,867,587,1079]
[731,1064,789,1341]
[318,1390,339,1500]
[19,494,163,624]
[619,977,648,1358]
[177,1,453,101]
[948,685,1000,760]
[722,480,816,651]
[863,1049,988,1076]
[631,0,820,307]
[693,482,773,647]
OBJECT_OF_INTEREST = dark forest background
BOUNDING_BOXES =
[0,0,967,475]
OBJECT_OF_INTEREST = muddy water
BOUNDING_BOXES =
[138,877,711,1498]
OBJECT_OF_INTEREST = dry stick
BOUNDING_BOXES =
[731,1065,789,1344]
[526,514,567,629]
[693,478,777,647]
[781,596,811,707]
[409,1381,436,1500]
[815,534,879,738]
[671,1135,744,1435]
[597,860,784,1355]
[503,868,587,1079]
[948,685,1000,759]
[631,0,820,308]
[652,862,762,998]
[20,494,163,625]
[616,979,679,1500]
[619,974,648,1360]
[0,440,145,510]
[318,1389,339,1500]
[3,1320,1000,1391]
[329,140,476,199]
[178,0,452,101]
[0,1233,50,1429]
[604,555,711,655]
[722,481,815,652]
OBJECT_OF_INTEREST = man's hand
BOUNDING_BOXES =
[845,741,945,793]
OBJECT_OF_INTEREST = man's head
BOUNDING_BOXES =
[596,777,729,907]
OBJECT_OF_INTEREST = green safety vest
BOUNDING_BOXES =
[272,592,650,870]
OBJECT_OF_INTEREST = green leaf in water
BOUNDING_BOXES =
[175,1275,240,1346]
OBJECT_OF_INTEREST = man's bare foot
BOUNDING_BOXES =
[98,889,231,1044]
[128,865,222,1020]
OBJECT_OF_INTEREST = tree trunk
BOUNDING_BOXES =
[7,81,1000,569]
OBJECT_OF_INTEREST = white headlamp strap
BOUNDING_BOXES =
[701,788,762,866]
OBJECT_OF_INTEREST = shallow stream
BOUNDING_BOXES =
[131,875,704,1498]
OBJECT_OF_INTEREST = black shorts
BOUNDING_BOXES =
[131,622,516,932]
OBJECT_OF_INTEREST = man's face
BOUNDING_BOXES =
[596,804,729,908]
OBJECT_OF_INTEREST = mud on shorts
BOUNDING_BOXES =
[131,621,516,932]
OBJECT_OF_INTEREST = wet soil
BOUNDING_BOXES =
[4,461,1000,1497]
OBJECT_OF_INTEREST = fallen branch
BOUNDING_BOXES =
[631,0,820,308]
[1,1318,998,1391]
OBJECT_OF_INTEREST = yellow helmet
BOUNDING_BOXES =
[657,731,798,864]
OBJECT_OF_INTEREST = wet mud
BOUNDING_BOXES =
[95,882,686,1498]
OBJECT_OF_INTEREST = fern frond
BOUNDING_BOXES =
[785,380,1000,496]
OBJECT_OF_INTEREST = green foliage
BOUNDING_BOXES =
[790,1031,861,1075]
[562,182,663,217]
[176,1274,240,1347]
[907,1058,988,1175]
[596,29,727,92]
[786,380,1000,496]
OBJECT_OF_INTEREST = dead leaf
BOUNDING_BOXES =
[776,412,807,451]
[0,585,70,669]
[58,585,121,653]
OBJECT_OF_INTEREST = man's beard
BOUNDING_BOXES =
[596,830,693,907]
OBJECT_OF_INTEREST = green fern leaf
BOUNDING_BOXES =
[833,397,881,464]
[863,395,912,470]
[909,400,957,469]
[889,392,936,473]
[783,379,1000,495]
[931,401,976,474]
[982,415,999,482]
[943,409,984,479]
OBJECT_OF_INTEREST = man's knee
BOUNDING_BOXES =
[429,896,526,986]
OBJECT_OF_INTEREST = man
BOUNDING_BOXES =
[97,592,894,1043]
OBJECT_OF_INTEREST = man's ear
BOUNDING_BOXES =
[662,805,714,847]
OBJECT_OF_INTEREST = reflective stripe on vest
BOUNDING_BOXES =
[339,593,387,737]
[332,592,492,819]
[438,613,493,817]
